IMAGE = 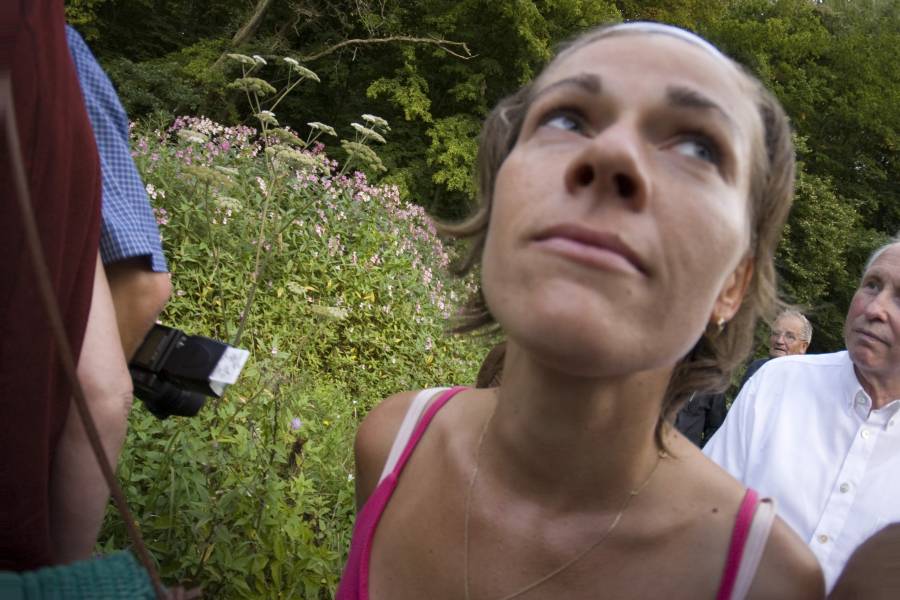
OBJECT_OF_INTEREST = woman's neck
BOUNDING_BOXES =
[480,343,674,511]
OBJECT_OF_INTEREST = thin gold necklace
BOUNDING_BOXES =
[462,400,666,600]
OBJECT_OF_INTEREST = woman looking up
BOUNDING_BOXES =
[338,22,824,600]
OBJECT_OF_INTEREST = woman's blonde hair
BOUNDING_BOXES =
[443,23,796,447]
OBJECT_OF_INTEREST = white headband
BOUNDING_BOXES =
[601,21,730,64]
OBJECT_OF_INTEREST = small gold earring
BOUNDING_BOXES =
[716,317,726,334]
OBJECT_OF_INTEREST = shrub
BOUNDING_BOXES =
[100,111,487,598]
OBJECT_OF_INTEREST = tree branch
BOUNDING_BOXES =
[215,30,474,72]
[298,35,475,62]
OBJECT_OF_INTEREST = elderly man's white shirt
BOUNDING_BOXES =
[703,351,900,591]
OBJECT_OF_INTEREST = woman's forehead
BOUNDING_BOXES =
[541,34,746,99]
[536,34,761,140]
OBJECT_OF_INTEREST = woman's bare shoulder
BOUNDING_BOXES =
[664,432,750,504]
[745,516,824,600]
[353,390,421,510]
[353,387,483,510]
[675,443,823,598]
[652,439,820,599]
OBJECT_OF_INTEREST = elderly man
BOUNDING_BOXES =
[741,309,812,384]
[704,237,900,591]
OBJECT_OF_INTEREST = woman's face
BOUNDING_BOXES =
[481,33,760,377]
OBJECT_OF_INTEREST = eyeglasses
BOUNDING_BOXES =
[771,330,800,343]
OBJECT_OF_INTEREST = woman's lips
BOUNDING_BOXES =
[533,225,646,275]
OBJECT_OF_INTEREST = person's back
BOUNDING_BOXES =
[674,392,727,446]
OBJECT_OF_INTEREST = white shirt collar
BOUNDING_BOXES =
[843,358,900,426]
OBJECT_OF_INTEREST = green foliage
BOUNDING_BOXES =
[366,52,434,124]
[805,0,900,229]
[425,115,481,213]
[76,0,249,60]
[100,114,486,596]
[701,0,900,353]
[102,38,233,118]
[777,167,861,351]
[65,0,112,40]
[103,57,207,116]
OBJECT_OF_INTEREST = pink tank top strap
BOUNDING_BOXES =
[716,488,760,600]
[337,386,468,600]
[383,387,461,483]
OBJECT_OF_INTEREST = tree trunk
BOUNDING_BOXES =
[231,0,275,47]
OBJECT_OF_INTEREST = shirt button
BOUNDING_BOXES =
[861,429,871,439]
[817,534,829,544]
[839,482,850,493]
[890,419,896,428]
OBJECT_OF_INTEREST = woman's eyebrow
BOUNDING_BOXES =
[665,85,736,133]
[533,73,602,102]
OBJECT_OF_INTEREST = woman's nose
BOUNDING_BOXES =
[563,124,649,211]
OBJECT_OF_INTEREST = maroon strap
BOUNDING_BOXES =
[716,488,760,600]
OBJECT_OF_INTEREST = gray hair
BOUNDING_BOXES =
[776,309,812,343]
[863,233,900,276]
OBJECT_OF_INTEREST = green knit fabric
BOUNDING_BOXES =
[0,551,155,599]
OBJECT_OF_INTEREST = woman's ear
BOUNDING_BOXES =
[712,256,754,324]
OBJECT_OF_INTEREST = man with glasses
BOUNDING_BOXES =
[676,310,813,447]
[741,309,812,384]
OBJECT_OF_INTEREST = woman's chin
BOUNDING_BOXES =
[511,330,662,380]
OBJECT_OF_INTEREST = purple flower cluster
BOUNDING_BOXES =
[133,115,462,322]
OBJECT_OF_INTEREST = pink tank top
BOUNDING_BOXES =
[336,387,773,600]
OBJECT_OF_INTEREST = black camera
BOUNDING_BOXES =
[129,324,249,419]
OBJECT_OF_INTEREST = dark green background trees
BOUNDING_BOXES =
[68,0,900,354]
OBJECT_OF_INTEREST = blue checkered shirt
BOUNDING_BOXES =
[66,26,168,272]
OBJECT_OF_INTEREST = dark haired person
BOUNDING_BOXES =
[675,391,727,447]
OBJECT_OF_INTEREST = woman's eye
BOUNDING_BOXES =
[541,112,583,133]
[673,137,719,164]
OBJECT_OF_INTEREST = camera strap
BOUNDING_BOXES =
[1,70,198,599]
